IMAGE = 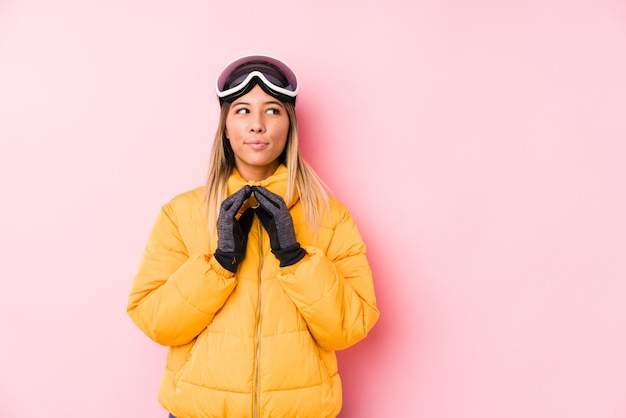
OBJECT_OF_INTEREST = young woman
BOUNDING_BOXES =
[127,55,379,418]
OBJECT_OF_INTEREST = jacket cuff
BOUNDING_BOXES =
[208,254,236,278]
[278,251,312,275]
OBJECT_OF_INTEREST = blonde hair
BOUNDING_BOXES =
[205,101,329,242]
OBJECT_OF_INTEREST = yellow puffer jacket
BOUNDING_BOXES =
[127,165,379,418]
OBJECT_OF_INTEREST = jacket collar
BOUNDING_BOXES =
[227,164,292,206]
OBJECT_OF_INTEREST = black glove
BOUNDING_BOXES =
[252,186,306,267]
[214,185,254,272]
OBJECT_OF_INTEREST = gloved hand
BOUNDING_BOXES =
[214,185,255,272]
[252,186,306,267]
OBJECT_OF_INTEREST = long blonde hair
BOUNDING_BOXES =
[205,101,329,241]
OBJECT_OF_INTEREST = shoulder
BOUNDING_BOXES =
[161,186,205,225]
[321,195,356,228]
[167,186,205,206]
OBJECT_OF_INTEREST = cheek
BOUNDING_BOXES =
[279,121,290,140]
[224,115,241,139]
[224,120,230,139]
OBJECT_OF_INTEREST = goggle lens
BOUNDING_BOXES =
[216,55,299,103]
[223,63,292,91]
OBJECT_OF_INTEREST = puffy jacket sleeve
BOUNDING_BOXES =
[127,202,237,347]
[277,205,379,351]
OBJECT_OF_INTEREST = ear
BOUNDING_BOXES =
[224,128,229,140]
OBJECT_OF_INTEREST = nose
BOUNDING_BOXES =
[249,111,265,133]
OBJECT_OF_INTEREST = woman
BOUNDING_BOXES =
[127,55,379,418]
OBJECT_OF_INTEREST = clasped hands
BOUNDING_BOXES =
[214,186,306,272]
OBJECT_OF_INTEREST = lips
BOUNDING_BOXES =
[246,140,269,150]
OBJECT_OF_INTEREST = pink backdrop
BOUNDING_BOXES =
[1,0,625,417]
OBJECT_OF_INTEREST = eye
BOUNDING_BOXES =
[234,107,249,114]
[266,107,281,115]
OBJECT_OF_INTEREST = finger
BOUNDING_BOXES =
[252,186,284,208]
[225,186,252,215]
[252,190,278,216]
[234,185,253,202]
[252,187,282,212]
[220,197,235,214]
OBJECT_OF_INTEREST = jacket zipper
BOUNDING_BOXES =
[253,222,264,418]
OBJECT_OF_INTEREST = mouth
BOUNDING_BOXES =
[246,140,269,150]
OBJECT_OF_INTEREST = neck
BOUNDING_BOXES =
[236,161,280,181]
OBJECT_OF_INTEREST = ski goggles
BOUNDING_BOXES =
[216,55,299,104]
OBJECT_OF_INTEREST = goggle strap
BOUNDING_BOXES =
[217,71,298,99]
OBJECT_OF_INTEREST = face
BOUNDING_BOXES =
[225,85,290,181]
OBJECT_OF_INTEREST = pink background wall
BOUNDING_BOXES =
[1,0,625,416]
